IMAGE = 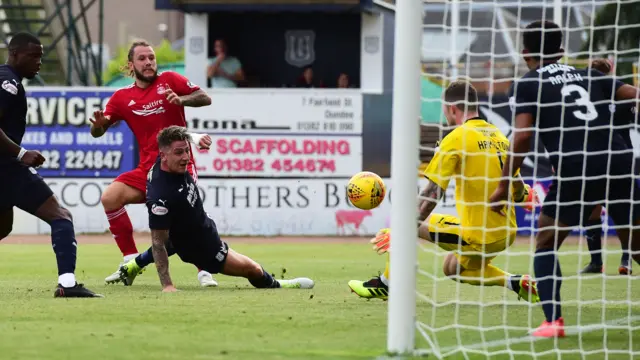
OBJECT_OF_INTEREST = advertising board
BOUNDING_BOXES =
[23,88,135,177]
[11,176,617,236]
[13,178,451,235]
[186,90,363,177]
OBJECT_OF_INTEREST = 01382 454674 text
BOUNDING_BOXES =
[193,135,361,177]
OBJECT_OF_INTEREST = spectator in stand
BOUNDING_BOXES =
[295,66,323,88]
[207,39,245,88]
[337,73,351,88]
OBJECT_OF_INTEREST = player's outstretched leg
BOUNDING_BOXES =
[347,251,540,303]
[348,252,390,300]
[32,196,103,298]
[531,213,571,338]
[441,253,540,303]
[580,208,604,274]
[220,248,314,289]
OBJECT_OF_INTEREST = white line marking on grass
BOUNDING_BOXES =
[426,315,640,357]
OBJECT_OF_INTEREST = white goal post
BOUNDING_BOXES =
[387,0,422,354]
[388,0,640,358]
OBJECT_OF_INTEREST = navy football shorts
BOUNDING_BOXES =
[0,161,54,214]
[542,172,640,227]
[173,230,230,274]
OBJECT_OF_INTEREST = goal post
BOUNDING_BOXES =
[386,0,423,355]
[386,0,640,358]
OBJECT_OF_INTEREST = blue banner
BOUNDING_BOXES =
[23,89,136,177]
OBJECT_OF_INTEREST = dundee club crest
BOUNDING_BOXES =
[285,30,315,68]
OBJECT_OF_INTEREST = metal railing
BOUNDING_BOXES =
[0,0,104,86]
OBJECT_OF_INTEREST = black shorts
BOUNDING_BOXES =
[542,173,640,228]
[174,230,229,274]
[0,161,53,214]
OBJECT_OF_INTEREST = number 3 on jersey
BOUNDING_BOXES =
[561,84,598,122]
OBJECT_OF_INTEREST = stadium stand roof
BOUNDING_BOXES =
[155,0,373,12]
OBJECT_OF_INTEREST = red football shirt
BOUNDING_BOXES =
[104,71,200,172]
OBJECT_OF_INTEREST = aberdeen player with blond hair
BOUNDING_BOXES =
[348,80,540,304]
[89,40,219,287]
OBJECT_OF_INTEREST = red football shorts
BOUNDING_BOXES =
[114,163,199,203]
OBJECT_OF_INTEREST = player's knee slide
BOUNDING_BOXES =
[248,266,280,289]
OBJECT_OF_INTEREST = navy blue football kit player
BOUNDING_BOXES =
[0,32,100,298]
[111,126,314,292]
[579,58,636,275]
[490,20,640,337]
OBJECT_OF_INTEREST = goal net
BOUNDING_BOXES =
[388,0,640,358]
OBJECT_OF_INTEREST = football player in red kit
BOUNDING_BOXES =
[89,40,218,287]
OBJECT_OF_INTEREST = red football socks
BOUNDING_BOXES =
[106,207,138,256]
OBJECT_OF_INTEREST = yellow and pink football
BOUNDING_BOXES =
[347,171,386,210]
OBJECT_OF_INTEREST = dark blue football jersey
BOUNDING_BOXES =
[510,64,630,176]
[0,65,27,164]
[146,158,222,260]
[612,101,637,148]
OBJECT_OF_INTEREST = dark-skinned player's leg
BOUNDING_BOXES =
[531,180,595,338]
[534,213,572,326]
[615,226,633,275]
[0,208,13,240]
[603,174,640,275]
[581,206,604,274]
[11,165,101,297]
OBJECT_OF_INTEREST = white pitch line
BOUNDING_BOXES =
[427,315,640,357]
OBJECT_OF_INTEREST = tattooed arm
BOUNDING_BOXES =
[150,229,175,291]
[417,178,446,225]
[180,89,211,107]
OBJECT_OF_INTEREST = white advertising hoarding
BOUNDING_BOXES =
[12,178,457,236]
[186,90,363,177]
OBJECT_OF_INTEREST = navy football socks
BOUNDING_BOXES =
[249,267,281,288]
[585,219,603,265]
[135,243,177,268]
[135,248,155,268]
[50,219,77,276]
[534,248,563,322]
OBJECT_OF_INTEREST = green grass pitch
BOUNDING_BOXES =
[0,235,638,360]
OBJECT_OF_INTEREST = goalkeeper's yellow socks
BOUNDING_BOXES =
[458,264,509,287]
[380,254,390,286]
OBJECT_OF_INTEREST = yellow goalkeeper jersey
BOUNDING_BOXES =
[424,117,518,244]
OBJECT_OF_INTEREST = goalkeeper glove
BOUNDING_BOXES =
[515,184,540,212]
[370,228,390,255]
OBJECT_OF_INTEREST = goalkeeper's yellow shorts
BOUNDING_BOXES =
[426,214,515,270]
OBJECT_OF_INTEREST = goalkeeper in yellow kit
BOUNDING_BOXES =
[348,80,540,303]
